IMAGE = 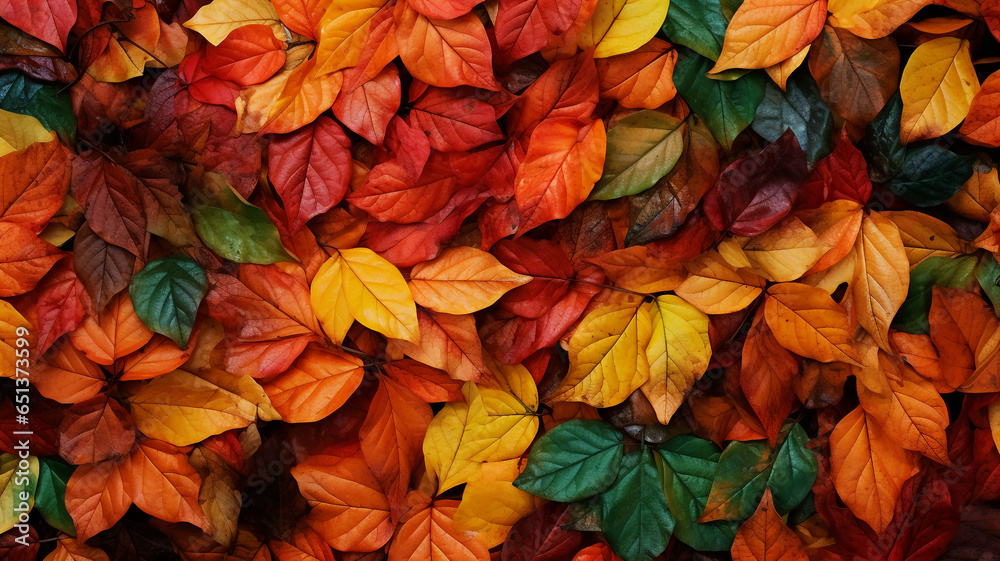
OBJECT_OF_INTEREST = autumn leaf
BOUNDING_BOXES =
[577,0,671,58]
[310,247,420,344]
[899,37,979,144]
[730,488,809,561]
[709,0,827,73]
[548,299,652,408]
[408,246,533,315]
[829,406,921,534]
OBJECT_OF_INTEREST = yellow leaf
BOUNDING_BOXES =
[0,300,31,378]
[127,369,279,446]
[882,210,969,268]
[453,460,542,549]
[641,295,711,425]
[828,0,932,39]
[899,37,979,144]
[482,354,539,410]
[675,251,766,314]
[314,0,388,75]
[947,166,1000,222]
[184,0,284,45]
[408,246,533,315]
[462,382,538,463]
[422,387,537,494]
[764,283,862,365]
[741,217,830,282]
[0,110,54,157]
[853,212,909,351]
[577,0,672,58]
[264,56,344,135]
[765,46,811,91]
[709,0,826,73]
[0,453,37,534]
[311,247,420,344]
[547,299,652,408]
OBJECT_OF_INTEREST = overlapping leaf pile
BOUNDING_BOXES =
[2,0,1000,560]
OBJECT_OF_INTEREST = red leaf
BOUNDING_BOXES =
[59,395,135,465]
[202,24,287,87]
[501,502,582,561]
[333,63,402,146]
[269,116,353,233]
[72,223,135,313]
[507,50,599,138]
[71,151,147,256]
[360,187,489,267]
[405,0,480,19]
[407,86,505,152]
[798,130,873,208]
[494,0,581,67]
[0,0,76,51]
[702,130,809,236]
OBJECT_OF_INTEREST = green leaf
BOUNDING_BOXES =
[129,254,208,349]
[673,50,766,151]
[751,72,834,164]
[513,419,624,502]
[894,255,978,334]
[767,424,818,513]
[976,252,1000,317]
[888,144,975,207]
[861,93,906,183]
[190,171,296,264]
[601,448,674,561]
[35,458,75,536]
[700,424,817,522]
[0,453,38,534]
[590,110,685,200]
[661,0,728,60]
[656,436,739,551]
[0,71,76,144]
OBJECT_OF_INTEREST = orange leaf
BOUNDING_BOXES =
[291,455,394,552]
[124,439,208,531]
[69,291,153,366]
[764,283,861,365]
[0,139,70,234]
[118,334,193,381]
[731,488,809,561]
[960,69,1000,147]
[929,286,999,390]
[514,117,607,233]
[387,492,489,561]
[856,356,949,464]
[408,246,533,315]
[829,406,921,534]
[262,344,365,423]
[360,377,433,516]
[388,308,489,382]
[595,38,677,109]
[709,0,827,73]
[394,1,499,90]
[0,221,62,297]
[65,458,131,541]
[33,343,106,404]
